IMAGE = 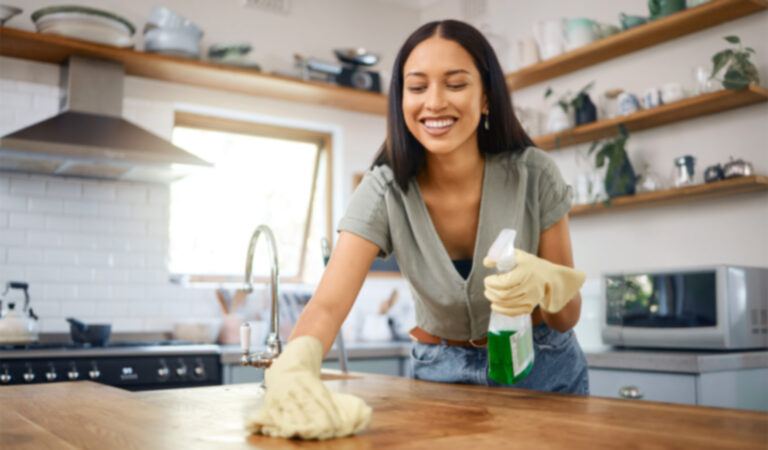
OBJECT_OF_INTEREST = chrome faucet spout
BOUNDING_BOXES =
[241,224,282,368]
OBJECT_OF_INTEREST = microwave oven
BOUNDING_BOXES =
[601,265,768,350]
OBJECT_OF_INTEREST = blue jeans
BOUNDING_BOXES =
[410,323,589,394]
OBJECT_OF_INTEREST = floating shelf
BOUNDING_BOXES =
[0,27,388,116]
[570,175,768,217]
[533,84,768,151]
[504,0,768,91]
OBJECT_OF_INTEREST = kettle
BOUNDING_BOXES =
[0,282,39,344]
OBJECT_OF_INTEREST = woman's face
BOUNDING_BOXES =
[402,36,487,157]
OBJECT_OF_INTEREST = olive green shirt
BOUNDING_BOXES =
[337,147,573,341]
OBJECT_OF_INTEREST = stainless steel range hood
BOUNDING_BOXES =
[0,56,211,183]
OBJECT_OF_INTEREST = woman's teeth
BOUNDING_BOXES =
[423,119,455,129]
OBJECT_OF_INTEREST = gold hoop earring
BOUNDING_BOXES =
[484,113,490,131]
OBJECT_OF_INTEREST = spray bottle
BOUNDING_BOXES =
[486,229,535,384]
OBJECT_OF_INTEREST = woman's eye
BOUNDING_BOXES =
[407,86,426,93]
[448,83,468,90]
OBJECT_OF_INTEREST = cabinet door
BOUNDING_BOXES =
[589,368,697,404]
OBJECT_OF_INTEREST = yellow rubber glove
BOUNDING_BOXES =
[246,336,372,440]
[483,249,586,317]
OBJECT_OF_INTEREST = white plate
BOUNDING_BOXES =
[33,10,134,48]
[144,28,200,59]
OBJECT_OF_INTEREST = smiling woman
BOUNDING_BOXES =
[168,112,332,284]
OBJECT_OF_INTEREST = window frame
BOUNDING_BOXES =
[172,111,333,284]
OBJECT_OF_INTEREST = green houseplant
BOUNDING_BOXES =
[588,124,636,200]
[710,35,760,90]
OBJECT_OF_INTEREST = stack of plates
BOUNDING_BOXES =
[31,5,135,48]
[143,6,203,59]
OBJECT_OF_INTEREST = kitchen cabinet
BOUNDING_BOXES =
[3,376,767,448]
[589,366,768,411]
[504,0,768,91]
[224,356,409,384]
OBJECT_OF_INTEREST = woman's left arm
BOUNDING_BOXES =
[538,214,581,332]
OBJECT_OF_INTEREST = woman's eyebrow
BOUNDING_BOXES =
[405,69,471,78]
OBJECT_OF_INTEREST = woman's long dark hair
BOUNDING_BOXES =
[373,20,534,192]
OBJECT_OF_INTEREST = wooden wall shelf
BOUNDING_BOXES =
[504,0,768,91]
[534,84,768,151]
[0,27,388,116]
[570,175,768,217]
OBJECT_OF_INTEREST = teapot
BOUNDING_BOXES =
[0,282,39,344]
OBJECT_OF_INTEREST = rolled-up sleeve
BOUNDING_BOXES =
[337,165,393,258]
[534,150,573,232]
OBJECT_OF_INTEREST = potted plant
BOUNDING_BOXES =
[544,81,597,131]
[710,35,760,89]
[588,124,636,200]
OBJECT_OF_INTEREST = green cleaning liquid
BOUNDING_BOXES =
[487,313,535,384]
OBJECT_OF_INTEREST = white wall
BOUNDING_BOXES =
[0,0,420,334]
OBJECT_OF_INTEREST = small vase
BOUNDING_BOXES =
[604,154,637,198]
[574,93,597,126]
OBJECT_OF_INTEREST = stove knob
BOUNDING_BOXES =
[176,366,188,377]
[0,372,11,384]
[45,370,58,382]
[23,370,35,383]
[68,370,80,381]
[194,365,205,377]
[89,369,101,380]
[157,367,169,378]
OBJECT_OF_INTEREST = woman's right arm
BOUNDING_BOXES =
[288,231,381,356]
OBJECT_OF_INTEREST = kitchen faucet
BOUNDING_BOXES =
[239,225,282,369]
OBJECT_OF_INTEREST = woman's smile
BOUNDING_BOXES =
[420,116,457,136]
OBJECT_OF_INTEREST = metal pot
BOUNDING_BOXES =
[723,157,754,179]
[67,317,111,346]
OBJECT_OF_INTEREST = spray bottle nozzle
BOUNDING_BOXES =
[487,229,517,272]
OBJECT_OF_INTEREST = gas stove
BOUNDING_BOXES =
[0,340,222,391]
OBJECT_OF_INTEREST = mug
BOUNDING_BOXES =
[618,92,641,115]
[515,36,540,68]
[661,82,685,103]
[619,12,648,30]
[673,155,696,187]
[648,0,687,20]
[642,87,663,108]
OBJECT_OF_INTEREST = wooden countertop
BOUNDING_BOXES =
[2,372,766,449]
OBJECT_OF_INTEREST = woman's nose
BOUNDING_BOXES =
[424,85,447,111]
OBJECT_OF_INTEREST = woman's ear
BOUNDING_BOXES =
[482,94,489,115]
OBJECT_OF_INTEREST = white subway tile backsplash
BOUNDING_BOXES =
[26,266,60,282]
[42,284,78,300]
[0,176,9,193]
[39,317,69,333]
[144,253,167,269]
[9,212,46,229]
[32,94,59,111]
[129,300,158,317]
[143,318,174,331]
[15,81,58,97]
[8,248,44,264]
[44,249,77,265]
[27,231,62,247]
[112,219,146,236]
[0,247,5,263]
[46,215,80,232]
[80,218,112,234]
[0,229,26,246]
[127,269,167,284]
[79,285,111,300]
[64,200,98,216]
[10,177,45,195]
[98,202,131,218]
[94,268,127,283]
[0,211,7,226]
[96,300,129,317]
[111,318,143,331]
[28,197,64,214]
[46,180,82,199]
[132,204,165,220]
[2,91,33,109]
[93,236,129,251]
[78,251,112,267]
[0,264,25,281]
[58,233,98,250]
[31,301,61,317]
[147,186,170,205]
[147,221,169,237]
[82,183,116,201]
[64,300,95,317]
[113,253,144,268]
[0,193,26,212]
[59,267,94,282]
[116,185,147,203]
[111,285,145,300]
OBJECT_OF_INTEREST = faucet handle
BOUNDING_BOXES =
[240,322,251,354]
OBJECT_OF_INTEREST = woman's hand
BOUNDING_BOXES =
[483,249,586,317]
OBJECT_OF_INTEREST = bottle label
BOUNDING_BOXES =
[509,326,534,377]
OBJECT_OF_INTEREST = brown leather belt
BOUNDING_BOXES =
[409,327,487,348]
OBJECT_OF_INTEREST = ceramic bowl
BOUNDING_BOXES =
[144,5,202,38]
[0,4,22,26]
[31,5,135,47]
[144,27,200,59]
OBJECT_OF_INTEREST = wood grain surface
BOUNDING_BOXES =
[2,372,766,449]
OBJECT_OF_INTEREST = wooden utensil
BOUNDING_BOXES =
[215,289,229,315]
[230,289,247,314]
[378,289,399,315]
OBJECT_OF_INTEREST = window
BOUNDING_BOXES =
[169,112,332,284]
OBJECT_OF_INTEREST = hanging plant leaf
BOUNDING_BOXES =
[617,123,629,138]
[724,35,740,44]
[544,87,553,98]
[746,47,755,54]
[588,139,600,155]
[558,100,569,113]
[711,49,733,78]
[733,53,760,83]
[723,69,750,89]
